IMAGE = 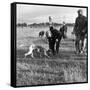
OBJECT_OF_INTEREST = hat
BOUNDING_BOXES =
[77,9,83,14]
[63,21,66,25]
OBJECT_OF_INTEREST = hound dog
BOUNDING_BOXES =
[24,44,52,58]
[39,31,45,37]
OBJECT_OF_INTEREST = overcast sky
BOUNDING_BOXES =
[17,4,87,24]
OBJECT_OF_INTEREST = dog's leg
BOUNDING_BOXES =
[44,49,50,58]
[31,52,34,58]
[25,51,30,58]
[25,51,31,58]
[24,48,33,58]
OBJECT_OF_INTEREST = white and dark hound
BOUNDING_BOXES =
[24,44,51,58]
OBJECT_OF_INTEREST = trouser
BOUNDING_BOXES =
[83,37,87,52]
[56,37,61,54]
[48,37,61,55]
[62,32,67,39]
[82,34,87,52]
[49,38,56,55]
[75,34,85,53]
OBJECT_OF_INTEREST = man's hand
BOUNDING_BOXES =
[82,28,86,33]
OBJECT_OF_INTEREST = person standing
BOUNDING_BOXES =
[49,16,53,27]
[59,21,67,39]
[72,9,87,54]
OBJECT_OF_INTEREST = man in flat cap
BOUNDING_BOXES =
[72,9,87,54]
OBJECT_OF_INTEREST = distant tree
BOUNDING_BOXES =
[17,22,27,27]
[23,23,27,27]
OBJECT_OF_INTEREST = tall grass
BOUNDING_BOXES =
[16,59,87,86]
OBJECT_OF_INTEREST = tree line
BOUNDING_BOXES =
[17,22,74,28]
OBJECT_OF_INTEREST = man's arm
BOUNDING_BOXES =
[72,18,78,34]
[82,17,87,33]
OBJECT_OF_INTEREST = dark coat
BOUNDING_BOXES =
[74,15,87,35]
[50,27,61,40]
[48,27,62,54]
[59,25,67,39]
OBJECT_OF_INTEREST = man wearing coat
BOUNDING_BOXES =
[72,9,87,54]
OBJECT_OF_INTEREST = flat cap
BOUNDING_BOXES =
[77,9,83,13]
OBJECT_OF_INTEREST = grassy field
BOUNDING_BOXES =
[16,26,87,86]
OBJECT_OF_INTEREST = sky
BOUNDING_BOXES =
[17,4,87,24]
